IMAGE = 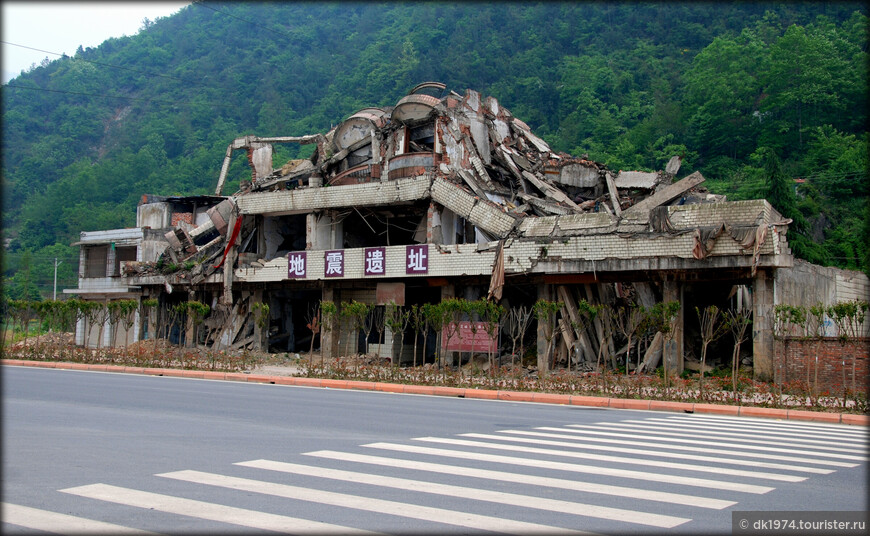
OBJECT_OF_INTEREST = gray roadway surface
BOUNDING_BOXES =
[2,366,867,534]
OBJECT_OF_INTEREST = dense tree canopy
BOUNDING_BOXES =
[2,2,868,298]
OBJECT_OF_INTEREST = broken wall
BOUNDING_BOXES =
[775,259,870,337]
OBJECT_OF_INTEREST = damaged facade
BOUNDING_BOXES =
[65,82,866,381]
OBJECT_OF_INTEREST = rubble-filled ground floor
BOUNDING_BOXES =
[75,268,778,382]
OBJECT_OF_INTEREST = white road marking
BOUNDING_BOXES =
[157,469,594,535]
[414,436,805,482]
[663,414,870,434]
[642,416,868,442]
[460,432,833,474]
[361,442,774,494]
[564,424,868,460]
[524,428,856,467]
[1,502,160,535]
[234,459,689,528]
[303,450,735,510]
[59,483,380,535]
[600,421,867,453]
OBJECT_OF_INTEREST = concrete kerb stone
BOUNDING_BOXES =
[403,385,436,395]
[224,372,249,382]
[200,371,227,380]
[842,414,870,426]
[649,400,694,413]
[464,389,498,400]
[569,395,610,407]
[244,374,276,384]
[738,406,788,420]
[433,386,465,397]
[2,360,867,425]
[497,391,535,403]
[320,379,349,389]
[693,403,740,416]
[532,392,571,405]
[375,382,405,393]
[786,409,843,424]
[346,381,377,391]
[289,377,323,388]
[608,398,651,410]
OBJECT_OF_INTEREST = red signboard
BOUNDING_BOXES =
[442,322,498,353]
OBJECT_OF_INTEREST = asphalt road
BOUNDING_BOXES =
[2,366,867,534]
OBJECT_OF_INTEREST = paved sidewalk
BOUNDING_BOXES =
[3,359,868,426]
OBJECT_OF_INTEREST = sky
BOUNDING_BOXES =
[2,2,190,84]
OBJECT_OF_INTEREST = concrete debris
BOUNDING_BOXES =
[86,83,804,380]
[128,85,722,276]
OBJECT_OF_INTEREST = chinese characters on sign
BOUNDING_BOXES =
[325,250,344,277]
[406,244,428,274]
[287,251,306,278]
[288,246,429,278]
[365,247,386,276]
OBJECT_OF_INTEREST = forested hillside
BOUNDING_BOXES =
[2,2,867,299]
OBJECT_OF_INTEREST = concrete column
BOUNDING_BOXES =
[306,212,332,251]
[321,285,338,359]
[256,215,266,257]
[146,296,158,343]
[106,245,117,276]
[185,294,195,348]
[752,270,775,381]
[427,202,441,245]
[332,216,344,249]
[662,279,684,375]
[222,210,238,305]
[536,283,551,375]
[440,284,455,367]
[252,289,267,352]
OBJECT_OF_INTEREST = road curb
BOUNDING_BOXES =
[3,359,867,425]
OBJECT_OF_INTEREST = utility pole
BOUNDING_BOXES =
[53,258,63,301]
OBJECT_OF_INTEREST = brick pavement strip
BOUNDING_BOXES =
[2,360,866,425]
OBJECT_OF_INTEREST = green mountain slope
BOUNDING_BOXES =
[2,2,867,298]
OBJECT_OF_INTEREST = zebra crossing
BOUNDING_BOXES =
[4,413,866,534]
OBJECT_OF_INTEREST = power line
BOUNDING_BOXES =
[1,40,187,82]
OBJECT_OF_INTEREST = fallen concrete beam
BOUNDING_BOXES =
[517,193,573,216]
[623,171,705,216]
[521,171,582,211]
[604,171,622,217]
[431,177,517,238]
[236,176,432,216]
[615,171,658,189]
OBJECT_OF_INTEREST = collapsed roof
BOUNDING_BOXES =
[125,82,790,287]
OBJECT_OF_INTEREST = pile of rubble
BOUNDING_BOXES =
[129,82,724,278]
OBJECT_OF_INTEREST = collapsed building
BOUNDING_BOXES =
[65,82,868,381]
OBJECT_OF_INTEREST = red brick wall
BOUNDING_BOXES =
[171,212,193,227]
[775,338,869,395]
